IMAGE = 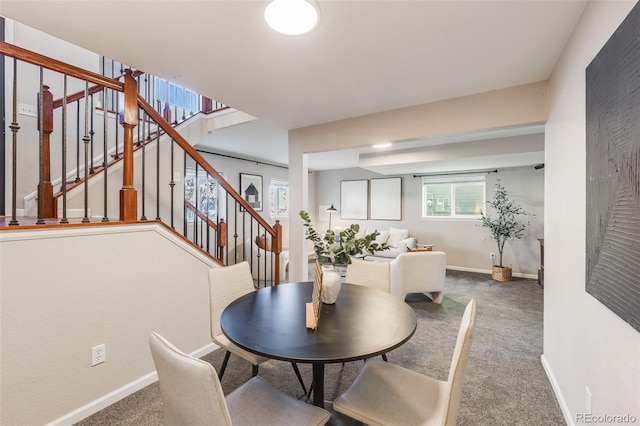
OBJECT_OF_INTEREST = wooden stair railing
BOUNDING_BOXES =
[137,95,283,284]
[1,41,283,285]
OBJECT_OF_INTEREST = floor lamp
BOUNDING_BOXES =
[327,204,337,230]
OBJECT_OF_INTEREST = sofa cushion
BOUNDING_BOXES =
[372,246,400,258]
[375,230,390,245]
[354,227,367,239]
[387,227,409,247]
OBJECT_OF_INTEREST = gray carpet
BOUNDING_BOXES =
[76,270,564,426]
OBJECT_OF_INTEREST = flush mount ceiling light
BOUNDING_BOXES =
[264,0,319,35]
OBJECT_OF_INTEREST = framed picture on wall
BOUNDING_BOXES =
[239,173,263,211]
[370,177,402,220]
[340,180,368,220]
[184,168,225,222]
[269,179,289,218]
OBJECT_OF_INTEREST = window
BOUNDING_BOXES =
[153,77,198,114]
[270,179,289,218]
[99,56,200,117]
[422,175,485,218]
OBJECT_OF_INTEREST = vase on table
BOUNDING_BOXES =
[321,264,342,304]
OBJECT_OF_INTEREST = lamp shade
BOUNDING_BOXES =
[264,0,319,35]
[327,204,337,212]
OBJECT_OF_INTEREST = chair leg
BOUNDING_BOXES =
[432,291,443,304]
[381,353,388,362]
[291,362,308,394]
[306,381,314,400]
[252,364,259,377]
[218,351,231,380]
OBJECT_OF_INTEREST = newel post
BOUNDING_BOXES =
[273,220,282,285]
[217,219,227,263]
[38,85,55,218]
[119,69,138,221]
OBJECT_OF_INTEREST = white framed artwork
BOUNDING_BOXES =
[340,180,368,220]
[370,177,402,220]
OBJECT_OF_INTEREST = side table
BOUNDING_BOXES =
[411,244,435,252]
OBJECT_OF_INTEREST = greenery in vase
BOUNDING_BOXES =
[479,180,530,268]
[300,210,389,265]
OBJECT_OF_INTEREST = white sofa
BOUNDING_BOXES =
[243,237,289,283]
[390,251,446,303]
[357,226,417,260]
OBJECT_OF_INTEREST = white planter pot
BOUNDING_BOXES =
[321,265,342,304]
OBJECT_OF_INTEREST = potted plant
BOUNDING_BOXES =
[299,210,389,265]
[300,210,389,303]
[479,181,530,281]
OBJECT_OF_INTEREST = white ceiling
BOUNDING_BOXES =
[1,0,587,172]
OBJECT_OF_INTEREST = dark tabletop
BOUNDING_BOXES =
[220,281,417,364]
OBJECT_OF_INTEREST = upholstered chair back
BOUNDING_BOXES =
[444,299,477,426]
[149,332,232,426]
[345,258,391,293]
[390,251,447,302]
[208,262,255,341]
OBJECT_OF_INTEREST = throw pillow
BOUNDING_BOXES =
[387,227,409,247]
[255,235,272,252]
[375,230,390,245]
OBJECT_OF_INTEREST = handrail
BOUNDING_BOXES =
[52,70,145,109]
[137,95,278,238]
[185,201,219,231]
[1,40,282,283]
[0,41,123,91]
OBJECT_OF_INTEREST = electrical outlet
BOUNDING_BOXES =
[18,103,37,117]
[585,387,592,413]
[91,344,106,366]
[490,252,495,260]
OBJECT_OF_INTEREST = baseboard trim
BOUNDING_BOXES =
[48,342,218,426]
[446,265,538,280]
[541,354,574,426]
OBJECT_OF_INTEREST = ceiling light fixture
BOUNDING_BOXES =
[264,0,319,35]
[372,143,392,149]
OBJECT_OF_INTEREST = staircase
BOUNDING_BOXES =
[0,41,285,286]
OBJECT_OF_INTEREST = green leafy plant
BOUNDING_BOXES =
[479,181,530,268]
[300,210,389,265]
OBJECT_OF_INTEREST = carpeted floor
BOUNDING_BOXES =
[76,270,564,426]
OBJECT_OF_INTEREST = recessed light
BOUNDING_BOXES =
[372,143,392,149]
[264,0,319,35]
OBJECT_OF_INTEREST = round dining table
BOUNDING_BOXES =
[220,281,417,408]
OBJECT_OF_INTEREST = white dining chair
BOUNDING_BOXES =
[149,332,330,426]
[345,258,391,364]
[333,299,477,426]
[208,261,307,393]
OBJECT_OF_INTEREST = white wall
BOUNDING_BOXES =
[543,1,640,424]
[0,224,218,425]
[312,164,544,277]
[198,150,291,244]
